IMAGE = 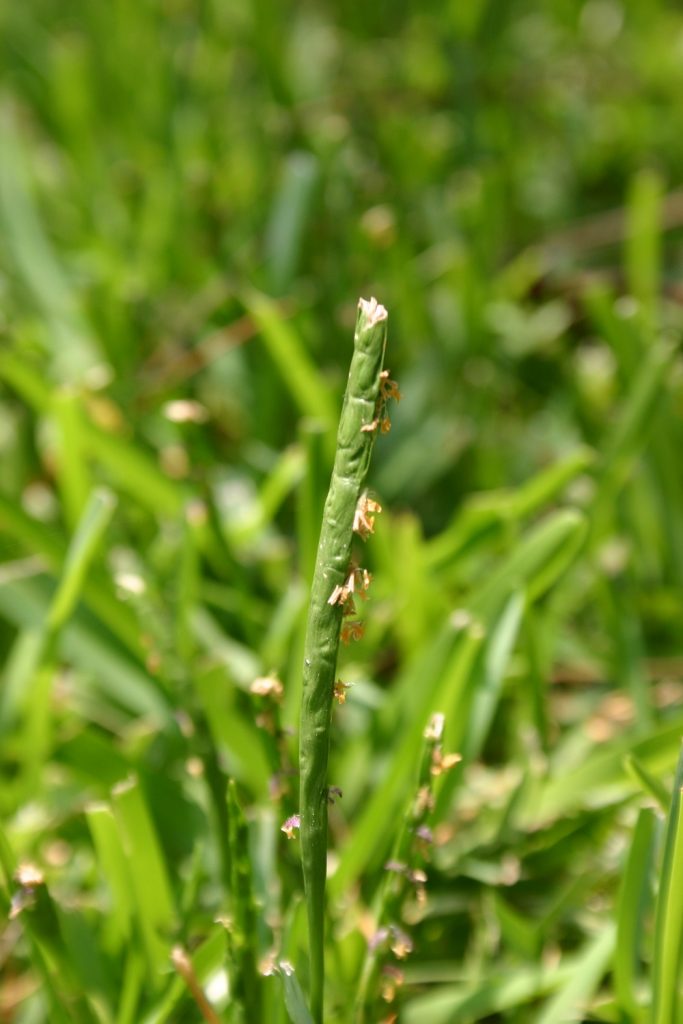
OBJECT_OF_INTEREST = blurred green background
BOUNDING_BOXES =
[2,1,683,1022]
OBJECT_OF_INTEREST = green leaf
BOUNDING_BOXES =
[652,744,683,1024]
[274,963,315,1024]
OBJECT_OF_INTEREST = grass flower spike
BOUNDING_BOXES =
[299,297,391,1022]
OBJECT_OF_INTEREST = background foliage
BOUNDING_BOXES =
[2,1,683,1021]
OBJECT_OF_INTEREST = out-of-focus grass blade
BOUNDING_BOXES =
[0,818,16,902]
[229,443,306,543]
[330,623,483,898]
[116,952,145,1024]
[373,509,443,660]
[141,925,227,1024]
[494,891,542,959]
[582,282,642,377]
[191,663,271,799]
[86,803,134,953]
[341,509,585,892]
[614,807,657,1018]
[532,923,616,1024]
[271,962,315,1024]
[471,509,587,618]
[47,487,116,635]
[8,866,99,1023]
[227,779,261,1016]
[518,715,683,827]
[463,590,524,760]
[192,605,262,685]
[426,448,593,573]
[241,288,336,438]
[0,103,99,379]
[82,426,186,518]
[0,347,186,517]
[401,960,575,1024]
[296,418,328,585]
[0,347,52,412]
[434,593,524,818]
[624,754,669,812]
[0,494,142,656]
[52,387,91,529]
[598,338,675,499]
[652,744,683,1024]
[112,776,176,979]
[0,487,116,721]
[0,489,116,800]
[265,151,319,295]
[625,169,662,327]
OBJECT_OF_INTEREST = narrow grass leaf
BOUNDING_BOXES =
[112,776,176,978]
[518,714,683,827]
[265,151,319,294]
[402,961,576,1024]
[532,923,616,1024]
[652,744,683,1024]
[242,288,337,437]
[276,963,315,1024]
[624,754,670,812]
[52,387,91,529]
[625,169,662,325]
[86,803,134,952]
[47,487,116,635]
[614,807,657,1017]
[471,509,587,619]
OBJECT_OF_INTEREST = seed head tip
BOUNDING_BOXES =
[359,296,388,326]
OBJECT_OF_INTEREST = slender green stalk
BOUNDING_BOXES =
[299,297,389,1023]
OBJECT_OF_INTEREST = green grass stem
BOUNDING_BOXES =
[299,297,389,1022]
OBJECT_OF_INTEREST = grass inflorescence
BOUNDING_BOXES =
[298,297,391,1021]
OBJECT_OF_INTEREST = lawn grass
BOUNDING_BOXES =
[2,2,683,1021]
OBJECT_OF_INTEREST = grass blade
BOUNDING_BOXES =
[614,807,657,1018]
[652,743,683,1023]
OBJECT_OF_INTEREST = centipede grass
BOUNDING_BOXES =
[299,297,390,1022]
[2,4,683,1023]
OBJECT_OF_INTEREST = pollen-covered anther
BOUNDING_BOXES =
[424,712,445,743]
[281,814,301,840]
[380,416,392,434]
[389,926,413,960]
[380,370,402,403]
[354,567,372,597]
[329,566,369,612]
[341,620,365,644]
[250,674,284,701]
[413,785,434,817]
[431,750,462,776]
[328,568,357,607]
[333,679,351,704]
[408,867,428,884]
[360,417,380,434]
[353,493,382,540]
[380,965,405,1003]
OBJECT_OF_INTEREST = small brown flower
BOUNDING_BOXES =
[380,370,402,403]
[341,620,365,644]
[333,680,350,704]
[353,493,382,540]
[250,675,284,701]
